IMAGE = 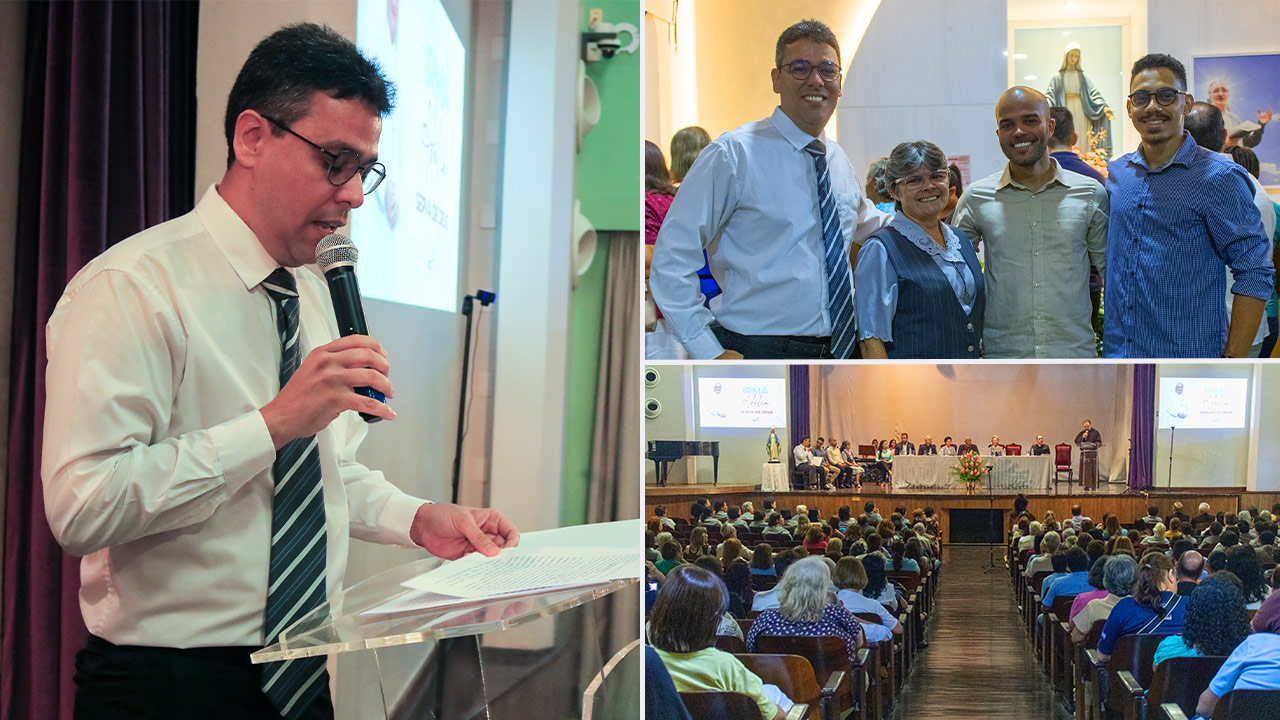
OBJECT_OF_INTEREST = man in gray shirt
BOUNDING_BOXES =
[952,87,1109,358]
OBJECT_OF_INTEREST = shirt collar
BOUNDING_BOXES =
[997,157,1068,192]
[193,184,285,291]
[1130,131,1198,172]
[889,212,964,260]
[770,106,826,151]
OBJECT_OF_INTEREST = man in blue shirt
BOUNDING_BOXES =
[1103,54,1274,358]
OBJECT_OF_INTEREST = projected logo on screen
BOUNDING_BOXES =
[356,0,463,312]
[1158,377,1247,429]
[697,378,787,428]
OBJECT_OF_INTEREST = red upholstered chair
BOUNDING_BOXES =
[1054,443,1073,484]
[1005,444,1022,456]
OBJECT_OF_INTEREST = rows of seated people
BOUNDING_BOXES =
[644,498,941,719]
[1008,501,1280,720]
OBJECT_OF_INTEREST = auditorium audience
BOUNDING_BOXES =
[1153,573,1251,666]
[751,544,776,576]
[855,140,984,359]
[1194,591,1280,718]
[1223,545,1272,610]
[1070,556,1111,622]
[747,557,866,665]
[861,553,907,613]
[1096,553,1187,659]
[763,512,792,540]
[1072,554,1136,644]
[649,566,789,720]
[832,556,902,639]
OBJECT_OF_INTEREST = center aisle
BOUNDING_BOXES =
[890,546,1070,720]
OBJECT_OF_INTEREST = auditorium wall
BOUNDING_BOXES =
[840,0,1009,190]
[811,363,1133,482]
[643,0,880,151]
[643,364,789,487]
[1258,364,1280,493]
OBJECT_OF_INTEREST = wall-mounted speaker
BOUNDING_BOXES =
[644,398,662,419]
[644,366,660,388]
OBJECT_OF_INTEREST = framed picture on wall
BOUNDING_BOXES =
[1191,52,1280,189]
[1010,22,1126,163]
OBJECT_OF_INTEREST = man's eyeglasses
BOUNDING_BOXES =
[260,114,386,195]
[1127,88,1185,108]
[895,170,950,191]
[779,59,840,82]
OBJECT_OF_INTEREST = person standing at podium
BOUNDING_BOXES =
[1075,419,1103,491]
[41,25,519,720]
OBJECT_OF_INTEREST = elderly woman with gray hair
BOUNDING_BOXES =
[1070,553,1137,644]
[854,141,984,358]
[746,556,866,664]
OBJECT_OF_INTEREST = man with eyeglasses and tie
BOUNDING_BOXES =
[650,19,890,359]
[42,25,518,720]
[1103,53,1274,358]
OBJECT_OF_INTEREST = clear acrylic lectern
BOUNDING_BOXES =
[252,555,639,719]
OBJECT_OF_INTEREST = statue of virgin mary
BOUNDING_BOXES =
[1046,45,1114,159]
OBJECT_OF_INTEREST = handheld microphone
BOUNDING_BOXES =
[315,233,386,424]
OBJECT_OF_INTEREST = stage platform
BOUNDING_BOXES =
[645,484,1278,545]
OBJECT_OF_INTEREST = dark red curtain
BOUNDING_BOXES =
[2,3,197,719]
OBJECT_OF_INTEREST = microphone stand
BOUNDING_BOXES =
[983,464,999,572]
[450,290,495,504]
[1166,426,1176,492]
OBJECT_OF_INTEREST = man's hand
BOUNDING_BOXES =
[410,503,520,560]
[260,335,396,450]
[1258,108,1273,125]
[1223,295,1266,358]
[716,349,744,360]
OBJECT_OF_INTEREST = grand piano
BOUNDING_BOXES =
[646,440,720,486]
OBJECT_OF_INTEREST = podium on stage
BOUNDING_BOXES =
[1077,441,1101,491]
[252,556,638,719]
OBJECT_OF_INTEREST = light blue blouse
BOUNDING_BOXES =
[855,212,978,342]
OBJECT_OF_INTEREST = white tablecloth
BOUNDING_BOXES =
[761,462,789,492]
[894,455,1051,491]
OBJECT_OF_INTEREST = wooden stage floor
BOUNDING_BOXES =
[645,483,1264,544]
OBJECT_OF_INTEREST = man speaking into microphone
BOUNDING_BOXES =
[41,24,518,720]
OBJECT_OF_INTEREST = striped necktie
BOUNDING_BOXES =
[804,139,856,359]
[260,268,329,719]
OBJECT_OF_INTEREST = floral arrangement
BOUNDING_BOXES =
[951,451,988,486]
[1079,127,1110,179]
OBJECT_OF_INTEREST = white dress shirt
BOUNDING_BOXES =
[650,107,890,358]
[43,185,426,648]
[950,160,1109,358]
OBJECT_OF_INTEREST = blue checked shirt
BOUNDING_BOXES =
[1103,133,1274,357]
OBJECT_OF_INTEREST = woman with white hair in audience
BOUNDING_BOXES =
[650,565,791,720]
[747,557,866,665]
[1072,553,1137,644]
[1024,530,1061,577]
[1142,523,1167,547]
[1018,521,1043,552]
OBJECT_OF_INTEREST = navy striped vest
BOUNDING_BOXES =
[874,225,985,359]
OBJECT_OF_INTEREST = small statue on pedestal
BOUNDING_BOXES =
[766,427,782,463]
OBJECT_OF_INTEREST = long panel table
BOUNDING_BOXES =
[893,455,1052,491]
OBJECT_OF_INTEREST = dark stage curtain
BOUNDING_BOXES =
[2,3,197,719]
[1128,364,1155,491]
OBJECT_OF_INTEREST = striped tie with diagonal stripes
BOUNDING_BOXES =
[803,139,857,359]
[260,268,329,719]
